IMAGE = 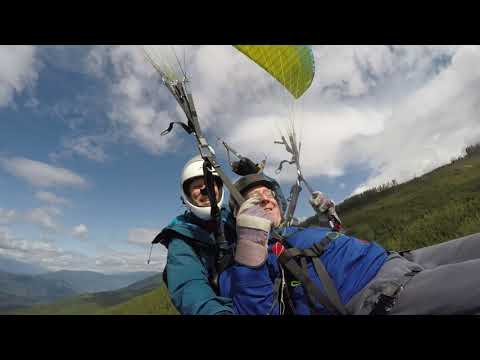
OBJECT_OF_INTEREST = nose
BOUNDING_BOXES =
[200,186,208,196]
[258,194,275,207]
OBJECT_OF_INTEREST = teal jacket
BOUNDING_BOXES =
[155,209,236,315]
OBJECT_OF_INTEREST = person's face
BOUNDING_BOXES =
[188,177,222,207]
[244,185,282,227]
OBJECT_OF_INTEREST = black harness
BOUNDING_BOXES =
[269,230,348,315]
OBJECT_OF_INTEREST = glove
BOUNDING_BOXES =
[231,157,260,176]
[234,196,274,267]
[309,191,335,214]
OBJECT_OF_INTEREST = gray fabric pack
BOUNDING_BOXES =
[347,232,480,315]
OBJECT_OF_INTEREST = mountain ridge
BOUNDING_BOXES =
[0,269,161,312]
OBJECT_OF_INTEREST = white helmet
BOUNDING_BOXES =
[180,155,225,220]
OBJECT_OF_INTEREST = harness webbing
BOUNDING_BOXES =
[276,233,348,315]
[310,257,345,313]
[202,160,234,290]
[267,277,283,315]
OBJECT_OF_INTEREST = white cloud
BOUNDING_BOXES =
[72,224,88,240]
[0,229,58,255]
[94,45,184,155]
[127,227,161,247]
[24,97,40,108]
[0,45,38,108]
[84,45,110,78]
[347,45,480,195]
[60,135,108,162]
[0,206,62,233]
[0,228,166,273]
[0,209,17,225]
[83,45,479,201]
[23,207,61,232]
[1,157,88,188]
[184,45,477,195]
[35,191,70,206]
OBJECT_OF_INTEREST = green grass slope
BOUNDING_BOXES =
[99,287,178,315]
[305,152,480,251]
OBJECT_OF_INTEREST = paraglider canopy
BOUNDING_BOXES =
[233,45,315,99]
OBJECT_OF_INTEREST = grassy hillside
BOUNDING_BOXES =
[304,151,480,251]
[7,273,178,315]
[99,287,178,315]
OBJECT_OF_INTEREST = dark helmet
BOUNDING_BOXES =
[229,173,287,215]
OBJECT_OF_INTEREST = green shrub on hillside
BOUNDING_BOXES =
[306,146,480,251]
[100,287,179,315]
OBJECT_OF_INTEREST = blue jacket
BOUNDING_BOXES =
[157,209,237,315]
[218,226,388,315]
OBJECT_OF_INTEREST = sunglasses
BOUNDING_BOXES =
[199,178,223,196]
[245,188,276,201]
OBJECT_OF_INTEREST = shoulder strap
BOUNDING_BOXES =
[278,249,346,315]
[277,233,348,315]
[267,277,283,315]
[310,257,346,314]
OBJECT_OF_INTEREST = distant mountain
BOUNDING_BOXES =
[9,273,178,315]
[35,270,159,294]
[0,269,160,312]
[0,271,77,311]
[0,255,47,275]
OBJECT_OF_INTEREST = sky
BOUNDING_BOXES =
[1,45,479,274]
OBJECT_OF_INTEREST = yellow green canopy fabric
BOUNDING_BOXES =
[233,45,315,99]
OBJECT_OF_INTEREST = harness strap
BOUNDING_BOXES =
[283,248,303,258]
[267,277,283,315]
[282,270,297,315]
[276,232,348,315]
[310,257,347,314]
[160,121,193,136]
[300,235,346,314]
[202,159,234,284]
[278,250,344,315]
[299,256,322,315]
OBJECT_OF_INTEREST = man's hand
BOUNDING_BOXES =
[234,196,274,267]
[309,191,343,230]
[309,191,335,214]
